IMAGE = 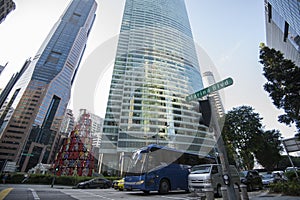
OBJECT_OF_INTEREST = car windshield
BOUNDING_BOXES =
[261,174,274,179]
[240,171,247,177]
[127,151,148,175]
[190,165,211,174]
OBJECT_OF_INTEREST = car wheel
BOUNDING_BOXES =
[84,185,89,189]
[159,179,170,194]
[143,190,150,194]
[248,184,253,192]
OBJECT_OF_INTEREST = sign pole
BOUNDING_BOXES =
[187,77,236,199]
[208,97,237,200]
[282,140,299,180]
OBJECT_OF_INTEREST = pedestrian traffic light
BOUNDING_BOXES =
[223,174,230,185]
[199,99,211,127]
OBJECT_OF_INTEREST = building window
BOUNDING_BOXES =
[267,3,272,23]
[46,51,61,64]
[284,21,289,42]
[70,12,81,24]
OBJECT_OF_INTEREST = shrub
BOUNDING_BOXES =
[5,173,117,187]
[285,170,300,182]
[270,181,300,196]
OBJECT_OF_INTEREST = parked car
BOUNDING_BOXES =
[272,171,288,182]
[117,178,125,191]
[285,167,298,173]
[188,164,241,197]
[240,170,263,191]
[74,178,111,189]
[113,178,124,190]
[261,173,275,186]
[112,179,119,189]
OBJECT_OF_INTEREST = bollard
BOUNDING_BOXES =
[221,187,228,200]
[240,184,249,200]
[203,188,214,200]
[234,185,241,200]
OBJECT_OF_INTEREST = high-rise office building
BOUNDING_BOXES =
[0,63,7,75]
[265,0,300,67]
[0,0,15,24]
[60,109,75,136]
[202,71,225,119]
[0,59,30,112]
[78,109,103,136]
[99,0,215,174]
[0,0,97,172]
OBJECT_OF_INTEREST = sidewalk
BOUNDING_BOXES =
[250,191,300,200]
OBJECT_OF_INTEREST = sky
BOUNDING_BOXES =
[0,0,297,139]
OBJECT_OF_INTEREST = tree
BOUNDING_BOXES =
[253,130,282,171]
[259,44,300,134]
[222,106,263,170]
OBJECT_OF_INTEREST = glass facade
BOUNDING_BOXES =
[0,0,97,172]
[100,0,215,173]
[265,0,300,66]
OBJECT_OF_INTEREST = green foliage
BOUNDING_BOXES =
[259,44,300,133]
[277,156,300,169]
[254,130,282,171]
[222,106,263,170]
[285,171,300,182]
[222,106,283,170]
[6,173,107,186]
[270,181,300,196]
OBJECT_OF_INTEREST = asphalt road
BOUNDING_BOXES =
[0,184,299,200]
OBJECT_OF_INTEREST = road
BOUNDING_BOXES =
[0,184,299,200]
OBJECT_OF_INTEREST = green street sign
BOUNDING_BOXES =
[186,77,233,102]
[22,153,34,156]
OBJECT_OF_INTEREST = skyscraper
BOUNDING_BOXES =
[0,0,97,172]
[59,109,75,137]
[0,0,15,24]
[265,0,300,66]
[202,71,225,119]
[0,59,30,111]
[78,109,103,136]
[99,0,215,175]
[0,62,7,76]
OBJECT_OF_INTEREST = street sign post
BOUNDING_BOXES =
[186,77,233,102]
[186,77,237,200]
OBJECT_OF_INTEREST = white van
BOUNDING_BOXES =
[188,164,241,197]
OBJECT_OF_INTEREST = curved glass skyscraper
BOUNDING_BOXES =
[100,0,215,174]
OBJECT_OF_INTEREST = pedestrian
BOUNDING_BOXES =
[2,173,8,184]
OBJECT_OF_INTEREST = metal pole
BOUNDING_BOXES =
[208,97,237,200]
[282,140,299,180]
[240,184,249,200]
[203,188,214,200]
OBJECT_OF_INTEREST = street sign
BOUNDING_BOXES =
[22,153,34,156]
[186,77,233,102]
[282,137,300,153]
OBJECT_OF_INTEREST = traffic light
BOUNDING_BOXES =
[223,174,230,185]
[199,99,211,127]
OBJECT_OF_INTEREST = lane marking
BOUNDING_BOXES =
[0,188,13,200]
[62,190,115,200]
[29,188,40,200]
